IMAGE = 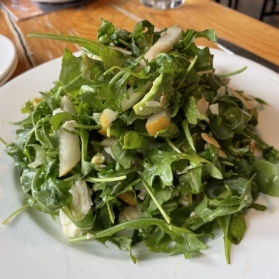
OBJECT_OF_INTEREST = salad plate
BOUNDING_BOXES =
[0,48,279,279]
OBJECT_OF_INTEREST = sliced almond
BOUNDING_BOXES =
[197,97,209,115]
[201,132,221,148]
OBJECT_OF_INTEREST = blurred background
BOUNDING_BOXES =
[216,0,279,27]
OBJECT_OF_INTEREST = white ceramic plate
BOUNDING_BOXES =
[0,35,18,85]
[0,49,279,279]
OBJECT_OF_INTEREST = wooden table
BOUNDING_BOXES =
[1,0,279,82]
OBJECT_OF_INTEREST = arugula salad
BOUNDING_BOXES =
[2,19,279,264]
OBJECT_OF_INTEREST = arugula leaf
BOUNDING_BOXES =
[186,177,253,230]
[143,149,209,186]
[71,217,207,260]
[119,131,151,150]
[219,213,246,264]
[185,96,209,125]
[253,159,279,196]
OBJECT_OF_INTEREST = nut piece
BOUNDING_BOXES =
[201,132,221,148]
[201,132,227,158]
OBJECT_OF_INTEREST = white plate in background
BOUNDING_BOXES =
[0,35,18,85]
[0,49,279,279]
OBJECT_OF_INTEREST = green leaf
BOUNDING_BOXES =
[71,217,207,260]
[111,140,135,169]
[28,33,104,56]
[185,96,208,125]
[28,167,72,213]
[253,159,279,196]
[97,19,116,45]
[99,47,126,70]
[187,177,252,230]
[195,47,214,72]
[219,213,246,264]
[133,73,173,116]
[143,149,209,186]
[119,131,150,150]
[145,226,206,259]
[59,50,90,94]
[131,20,157,56]
[50,111,73,131]
[179,166,203,194]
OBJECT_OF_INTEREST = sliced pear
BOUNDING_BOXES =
[121,83,152,111]
[118,191,137,206]
[144,26,183,62]
[58,96,81,177]
[100,108,118,129]
[59,127,81,177]
[146,110,171,136]
[61,95,76,113]
[98,108,118,136]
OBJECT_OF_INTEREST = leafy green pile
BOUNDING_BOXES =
[2,19,279,263]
